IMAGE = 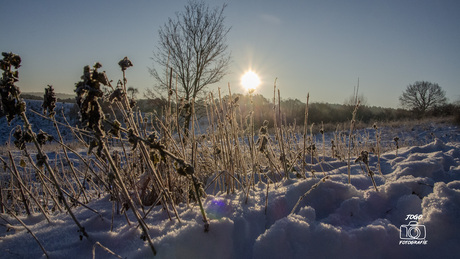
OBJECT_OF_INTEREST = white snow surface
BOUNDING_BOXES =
[1,125,460,259]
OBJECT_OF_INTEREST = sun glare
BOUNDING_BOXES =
[241,71,260,92]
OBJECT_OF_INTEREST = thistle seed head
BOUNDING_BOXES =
[0,52,24,124]
[42,85,57,117]
[37,130,54,146]
[108,119,121,138]
[36,153,47,168]
[1,52,21,69]
[108,87,125,103]
[74,63,109,136]
[355,150,369,165]
[118,57,133,71]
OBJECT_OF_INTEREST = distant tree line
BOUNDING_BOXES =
[232,94,415,128]
[5,89,458,129]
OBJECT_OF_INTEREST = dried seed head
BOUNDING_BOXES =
[147,132,157,143]
[176,163,194,176]
[36,153,47,168]
[93,62,102,69]
[42,85,57,117]
[88,139,98,155]
[13,126,27,150]
[263,120,269,127]
[127,128,139,150]
[108,87,125,103]
[355,150,369,165]
[0,52,24,124]
[74,63,108,136]
[12,126,33,150]
[93,70,110,86]
[82,65,91,81]
[361,150,369,164]
[259,125,267,135]
[1,52,21,69]
[108,119,121,138]
[118,57,133,71]
[37,130,53,146]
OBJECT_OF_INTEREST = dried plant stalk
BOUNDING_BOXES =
[290,176,329,215]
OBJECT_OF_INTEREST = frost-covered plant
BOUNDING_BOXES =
[42,85,56,117]
[0,52,89,242]
[0,52,24,124]
[347,99,360,184]
[355,150,378,191]
[118,56,133,71]
[74,63,108,155]
[373,123,383,175]
[74,59,158,255]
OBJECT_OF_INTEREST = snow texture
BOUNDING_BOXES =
[1,124,459,258]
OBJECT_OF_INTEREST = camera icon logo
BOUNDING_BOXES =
[400,221,426,240]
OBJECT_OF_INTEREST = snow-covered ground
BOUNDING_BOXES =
[0,100,78,145]
[0,123,459,259]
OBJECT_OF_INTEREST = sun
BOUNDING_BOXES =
[241,70,260,93]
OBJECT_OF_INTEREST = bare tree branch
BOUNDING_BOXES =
[149,0,231,133]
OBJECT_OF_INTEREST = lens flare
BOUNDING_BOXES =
[207,198,232,220]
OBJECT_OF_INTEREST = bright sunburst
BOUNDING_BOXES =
[241,70,260,92]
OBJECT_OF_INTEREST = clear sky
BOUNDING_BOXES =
[2,0,459,108]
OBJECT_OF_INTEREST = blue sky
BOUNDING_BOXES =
[2,0,459,108]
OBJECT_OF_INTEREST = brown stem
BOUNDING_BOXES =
[1,153,51,223]
[6,152,31,215]
[19,110,88,239]
[0,206,49,258]
[53,120,89,203]
[101,143,157,255]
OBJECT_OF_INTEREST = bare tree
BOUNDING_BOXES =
[344,79,368,107]
[344,93,368,107]
[127,86,139,99]
[399,81,447,115]
[149,0,231,133]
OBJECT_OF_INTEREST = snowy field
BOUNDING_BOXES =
[0,122,459,259]
[0,100,77,145]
